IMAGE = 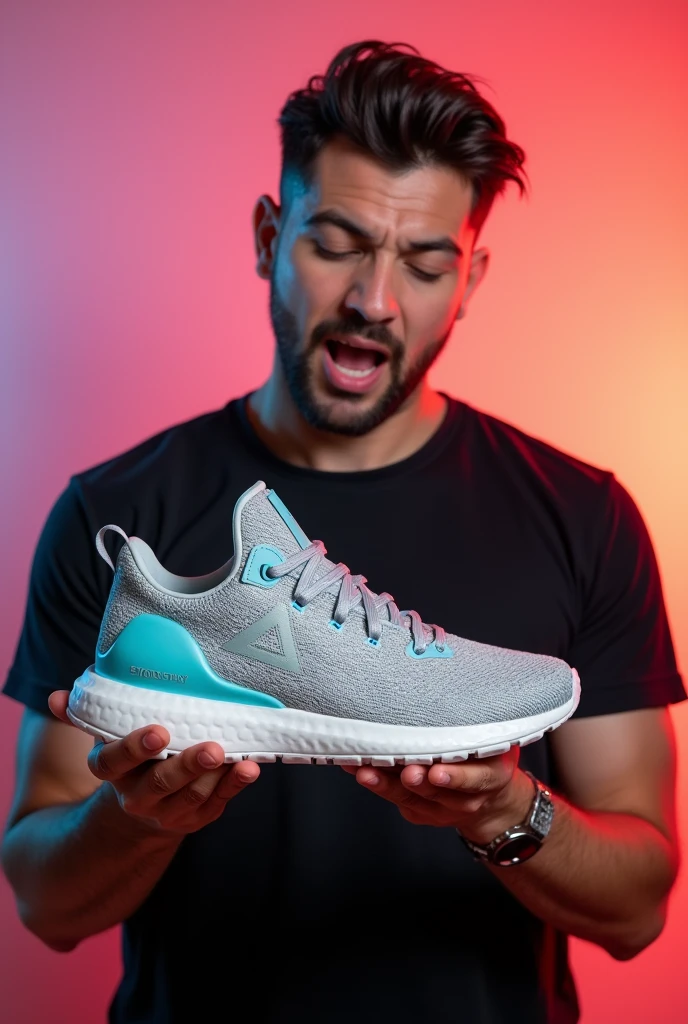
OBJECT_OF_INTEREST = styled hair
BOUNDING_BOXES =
[278,40,527,229]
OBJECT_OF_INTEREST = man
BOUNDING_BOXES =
[2,39,685,1024]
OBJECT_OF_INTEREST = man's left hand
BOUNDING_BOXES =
[341,748,536,844]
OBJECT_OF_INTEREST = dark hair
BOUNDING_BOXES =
[278,40,527,229]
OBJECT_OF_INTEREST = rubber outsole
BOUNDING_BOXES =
[66,667,581,764]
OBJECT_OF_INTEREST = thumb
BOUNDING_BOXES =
[48,689,72,724]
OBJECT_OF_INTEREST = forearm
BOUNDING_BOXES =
[477,779,678,958]
[1,783,182,949]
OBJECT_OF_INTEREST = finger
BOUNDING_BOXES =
[340,763,403,777]
[176,760,260,813]
[48,690,71,724]
[397,764,483,807]
[377,760,505,806]
[354,766,429,811]
[159,763,233,814]
[393,764,458,804]
[425,753,515,794]
[88,726,172,783]
[131,741,229,806]
[214,760,261,800]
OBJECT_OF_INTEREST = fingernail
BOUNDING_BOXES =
[362,773,379,786]
[198,751,218,768]
[236,771,254,784]
[435,771,451,785]
[407,773,423,786]
[143,732,164,751]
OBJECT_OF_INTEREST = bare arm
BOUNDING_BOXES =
[1,692,260,950]
[343,706,679,959]
[481,707,679,958]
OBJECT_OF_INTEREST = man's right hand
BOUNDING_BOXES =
[47,690,260,836]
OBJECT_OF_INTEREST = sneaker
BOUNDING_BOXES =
[67,480,581,765]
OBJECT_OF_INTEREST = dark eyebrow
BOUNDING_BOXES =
[304,209,462,258]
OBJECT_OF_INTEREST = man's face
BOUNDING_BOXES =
[255,136,487,436]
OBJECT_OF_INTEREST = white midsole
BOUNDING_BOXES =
[67,667,580,761]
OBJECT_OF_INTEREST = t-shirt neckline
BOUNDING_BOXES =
[227,390,466,483]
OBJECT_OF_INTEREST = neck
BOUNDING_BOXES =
[245,364,448,473]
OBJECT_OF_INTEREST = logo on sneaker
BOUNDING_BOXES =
[130,665,188,683]
[222,605,300,673]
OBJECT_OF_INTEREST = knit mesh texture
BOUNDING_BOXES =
[251,625,284,655]
[96,489,573,728]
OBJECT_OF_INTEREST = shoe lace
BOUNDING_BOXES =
[265,540,447,655]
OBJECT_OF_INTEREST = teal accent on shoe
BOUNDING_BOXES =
[96,614,284,706]
[366,637,380,648]
[405,640,454,659]
[267,490,310,549]
[242,544,285,588]
[291,600,305,613]
[328,619,343,631]
[223,605,300,673]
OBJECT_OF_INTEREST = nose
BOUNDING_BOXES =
[343,253,400,323]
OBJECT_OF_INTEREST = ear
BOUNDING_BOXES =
[252,195,281,279]
[456,246,489,320]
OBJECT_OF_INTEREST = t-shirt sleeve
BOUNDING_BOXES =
[3,478,111,716]
[568,474,686,717]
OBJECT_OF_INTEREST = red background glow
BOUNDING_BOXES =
[1,2,686,1021]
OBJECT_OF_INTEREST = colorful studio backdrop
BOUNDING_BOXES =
[1,2,687,1022]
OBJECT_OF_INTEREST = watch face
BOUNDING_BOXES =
[493,833,540,866]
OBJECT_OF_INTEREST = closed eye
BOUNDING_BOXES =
[312,241,443,283]
[313,241,358,260]
[411,267,443,283]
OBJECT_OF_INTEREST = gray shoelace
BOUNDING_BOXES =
[265,540,447,655]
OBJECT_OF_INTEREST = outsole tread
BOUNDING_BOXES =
[82,728,553,765]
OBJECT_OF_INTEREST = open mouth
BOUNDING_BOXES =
[325,339,388,378]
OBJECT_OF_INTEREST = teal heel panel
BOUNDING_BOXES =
[96,614,284,707]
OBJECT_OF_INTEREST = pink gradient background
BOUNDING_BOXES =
[1,2,687,1021]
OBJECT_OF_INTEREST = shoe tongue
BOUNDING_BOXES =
[234,482,432,638]
[236,483,312,562]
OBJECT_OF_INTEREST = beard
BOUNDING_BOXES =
[269,272,453,437]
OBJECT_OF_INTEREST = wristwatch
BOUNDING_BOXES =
[457,771,554,867]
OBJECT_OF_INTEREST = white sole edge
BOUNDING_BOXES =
[67,667,580,764]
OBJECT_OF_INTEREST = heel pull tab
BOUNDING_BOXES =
[95,525,130,572]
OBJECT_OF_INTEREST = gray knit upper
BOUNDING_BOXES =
[96,485,573,728]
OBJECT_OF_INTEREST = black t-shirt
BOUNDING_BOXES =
[5,392,686,1024]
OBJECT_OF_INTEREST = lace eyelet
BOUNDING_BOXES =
[436,645,445,653]
[366,637,381,648]
[260,564,276,581]
[291,600,306,613]
[328,619,343,631]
